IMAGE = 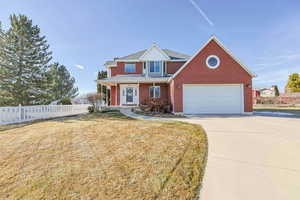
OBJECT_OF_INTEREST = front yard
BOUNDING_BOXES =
[0,111,207,200]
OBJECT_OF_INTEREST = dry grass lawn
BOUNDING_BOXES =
[254,106,300,117]
[0,111,207,200]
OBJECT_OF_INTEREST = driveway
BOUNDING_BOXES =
[182,115,300,200]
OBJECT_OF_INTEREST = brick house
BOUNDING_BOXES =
[98,36,256,114]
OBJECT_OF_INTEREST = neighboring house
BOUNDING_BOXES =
[252,89,261,104]
[98,36,256,114]
[253,89,261,98]
[259,86,276,97]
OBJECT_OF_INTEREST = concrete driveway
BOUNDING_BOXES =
[182,115,300,200]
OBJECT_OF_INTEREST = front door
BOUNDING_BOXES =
[120,84,139,105]
[126,87,134,103]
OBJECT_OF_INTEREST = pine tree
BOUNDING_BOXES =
[46,62,78,103]
[97,70,107,103]
[0,14,52,105]
[0,22,14,106]
[273,85,280,96]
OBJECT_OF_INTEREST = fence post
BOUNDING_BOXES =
[19,104,22,122]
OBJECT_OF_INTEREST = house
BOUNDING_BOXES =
[252,89,261,104]
[259,86,277,97]
[98,36,256,114]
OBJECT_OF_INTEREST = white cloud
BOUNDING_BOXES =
[75,64,85,70]
[278,54,300,60]
[254,53,300,71]
[189,0,214,26]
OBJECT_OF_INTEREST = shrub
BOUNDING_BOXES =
[139,98,171,113]
[88,106,95,113]
[59,98,72,105]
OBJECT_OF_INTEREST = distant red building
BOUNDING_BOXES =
[252,89,260,104]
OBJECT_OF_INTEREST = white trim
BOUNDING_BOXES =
[171,36,256,81]
[182,83,244,114]
[139,43,170,61]
[115,59,140,62]
[114,59,188,62]
[149,86,160,98]
[120,84,139,105]
[148,61,163,76]
[105,64,117,68]
[172,112,184,116]
[164,59,188,62]
[206,55,220,69]
[124,63,136,73]
[243,112,253,115]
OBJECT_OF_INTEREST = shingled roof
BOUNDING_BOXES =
[117,49,190,60]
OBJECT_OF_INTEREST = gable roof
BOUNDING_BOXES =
[162,49,191,60]
[104,60,117,66]
[115,46,190,61]
[118,49,147,60]
[139,43,170,60]
[171,36,256,80]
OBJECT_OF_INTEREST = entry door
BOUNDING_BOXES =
[126,87,134,103]
[121,85,138,105]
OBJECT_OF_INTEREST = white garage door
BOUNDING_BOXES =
[183,84,244,114]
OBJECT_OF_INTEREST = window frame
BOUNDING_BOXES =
[149,86,160,98]
[124,63,136,73]
[149,61,162,73]
[206,55,220,69]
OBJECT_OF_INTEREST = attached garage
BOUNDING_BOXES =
[183,84,244,114]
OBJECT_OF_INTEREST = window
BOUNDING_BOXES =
[206,55,220,69]
[149,61,161,73]
[149,86,160,98]
[124,63,136,72]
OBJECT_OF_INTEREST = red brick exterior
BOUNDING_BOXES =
[139,83,169,104]
[111,62,143,76]
[171,39,253,113]
[108,39,253,112]
[110,83,169,106]
[110,85,120,105]
[166,61,186,74]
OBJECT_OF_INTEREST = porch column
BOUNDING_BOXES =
[106,87,108,106]
[115,84,118,106]
[138,82,140,106]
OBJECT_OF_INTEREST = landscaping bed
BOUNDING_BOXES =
[0,110,207,200]
[133,109,186,118]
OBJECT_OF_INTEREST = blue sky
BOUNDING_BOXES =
[1,0,300,93]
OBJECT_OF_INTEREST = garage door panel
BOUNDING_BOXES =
[183,85,243,114]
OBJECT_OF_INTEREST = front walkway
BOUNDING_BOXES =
[119,108,171,120]
[120,109,300,200]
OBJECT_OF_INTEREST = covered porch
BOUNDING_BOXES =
[97,75,170,107]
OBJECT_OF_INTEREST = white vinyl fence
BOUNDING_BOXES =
[0,104,90,125]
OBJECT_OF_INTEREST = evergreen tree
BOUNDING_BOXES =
[0,14,52,105]
[0,21,13,106]
[97,70,107,103]
[46,62,78,103]
[273,85,280,96]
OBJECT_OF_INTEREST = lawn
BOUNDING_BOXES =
[254,106,300,117]
[0,111,208,200]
